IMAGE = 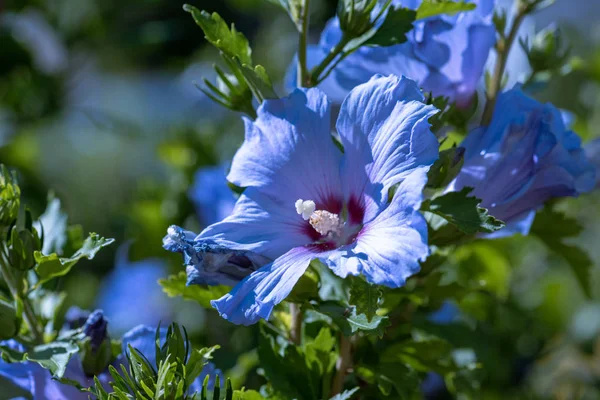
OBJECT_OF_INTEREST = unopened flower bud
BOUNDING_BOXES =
[80,310,112,376]
[8,213,42,271]
[337,0,378,38]
[0,165,20,227]
[0,298,19,340]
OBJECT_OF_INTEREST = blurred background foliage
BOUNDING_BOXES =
[2,0,600,397]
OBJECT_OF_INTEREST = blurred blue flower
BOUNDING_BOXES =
[302,0,495,107]
[448,87,596,237]
[165,75,438,325]
[428,301,460,325]
[189,165,237,226]
[96,245,174,334]
[585,138,600,188]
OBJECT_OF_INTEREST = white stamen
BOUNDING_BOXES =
[295,199,316,220]
[295,199,343,236]
[310,210,342,236]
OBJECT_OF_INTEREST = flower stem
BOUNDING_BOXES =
[309,34,352,87]
[0,246,43,344]
[297,0,311,88]
[330,335,353,397]
[481,6,527,126]
[289,303,303,345]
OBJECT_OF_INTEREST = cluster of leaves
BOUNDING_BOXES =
[0,165,113,377]
[90,323,262,400]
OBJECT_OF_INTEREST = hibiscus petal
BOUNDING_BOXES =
[336,75,438,222]
[211,246,321,325]
[198,189,315,259]
[227,88,342,210]
[325,169,430,287]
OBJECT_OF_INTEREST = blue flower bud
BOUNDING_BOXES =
[64,306,91,330]
[80,310,112,376]
[83,310,108,351]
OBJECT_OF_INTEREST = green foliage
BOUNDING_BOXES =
[314,301,391,337]
[0,296,19,340]
[349,278,382,322]
[423,187,505,236]
[0,340,79,378]
[183,4,276,109]
[0,165,20,227]
[426,146,465,189]
[7,209,42,271]
[159,271,230,308]
[258,324,337,399]
[337,0,379,38]
[363,6,416,47]
[415,0,476,20]
[34,233,114,288]
[89,323,239,400]
[531,207,593,298]
[183,6,252,65]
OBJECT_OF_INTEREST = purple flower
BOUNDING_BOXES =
[585,138,600,188]
[303,0,496,107]
[448,88,596,237]
[189,165,237,226]
[165,75,439,325]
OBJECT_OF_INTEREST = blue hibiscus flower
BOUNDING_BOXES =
[165,75,439,325]
[448,87,596,237]
[300,0,495,107]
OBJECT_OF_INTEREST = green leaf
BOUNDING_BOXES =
[186,345,220,388]
[315,302,390,337]
[304,328,337,378]
[426,146,465,188]
[183,5,252,65]
[36,194,68,255]
[364,7,416,47]
[422,187,505,234]
[416,0,476,20]
[531,208,593,297]
[349,278,381,322]
[232,390,265,400]
[235,61,278,101]
[34,233,114,287]
[1,341,79,378]
[159,272,230,308]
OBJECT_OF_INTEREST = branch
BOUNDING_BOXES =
[481,5,528,125]
[330,335,354,397]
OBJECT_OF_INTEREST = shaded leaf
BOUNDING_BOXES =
[531,208,592,297]
[364,7,416,47]
[0,341,79,378]
[349,278,381,322]
[159,272,230,308]
[315,302,390,337]
[34,233,114,287]
[422,187,504,234]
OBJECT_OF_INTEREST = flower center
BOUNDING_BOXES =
[295,199,344,237]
